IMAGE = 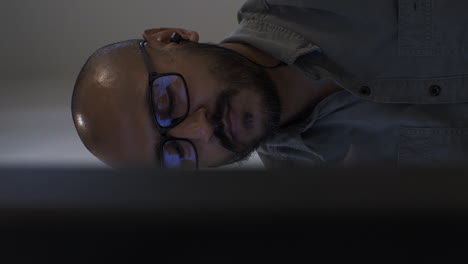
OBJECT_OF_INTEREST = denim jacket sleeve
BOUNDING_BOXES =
[230,0,468,104]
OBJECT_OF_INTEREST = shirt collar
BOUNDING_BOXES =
[221,19,321,65]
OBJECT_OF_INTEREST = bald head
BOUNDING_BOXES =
[72,40,158,167]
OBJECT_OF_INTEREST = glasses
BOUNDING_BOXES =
[139,41,198,169]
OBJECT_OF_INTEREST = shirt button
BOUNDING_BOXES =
[359,86,371,95]
[429,85,441,96]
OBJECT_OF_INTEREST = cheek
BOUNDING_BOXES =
[231,90,263,113]
[195,142,237,167]
[183,77,222,115]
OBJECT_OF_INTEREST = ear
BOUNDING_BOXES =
[143,28,199,49]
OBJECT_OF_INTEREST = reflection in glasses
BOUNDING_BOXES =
[140,41,198,169]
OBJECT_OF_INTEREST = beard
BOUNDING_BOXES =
[211,72,281,164]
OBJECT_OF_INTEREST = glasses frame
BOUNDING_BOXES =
[139,40,199,169]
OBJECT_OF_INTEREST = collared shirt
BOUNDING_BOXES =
[259,89,468,167]
[222,0,468,167]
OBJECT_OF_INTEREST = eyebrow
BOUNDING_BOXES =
[147,94,163,167]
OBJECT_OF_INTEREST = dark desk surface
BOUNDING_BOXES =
[1,167,468,212]
[1,167,468,262]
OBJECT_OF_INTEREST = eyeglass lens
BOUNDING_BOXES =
[152,75,188,128]
[162,140,197,169]
[151,75,197,168]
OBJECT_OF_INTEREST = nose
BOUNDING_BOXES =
[168,107,213,143]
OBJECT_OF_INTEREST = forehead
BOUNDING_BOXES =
[75,49,162,167]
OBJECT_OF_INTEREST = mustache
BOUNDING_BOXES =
[212,88,247,157]
[211,87,281,163]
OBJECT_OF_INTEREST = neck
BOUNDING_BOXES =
[221,42,341,127]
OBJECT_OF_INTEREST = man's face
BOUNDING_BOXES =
[73,29,280,168]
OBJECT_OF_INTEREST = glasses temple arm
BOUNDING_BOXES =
[139,40,156,73]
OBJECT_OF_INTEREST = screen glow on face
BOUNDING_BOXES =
[152,75,188,128]
[162,140,197,169]
[140,41,198,169]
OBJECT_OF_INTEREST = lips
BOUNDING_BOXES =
[223,100,234,142]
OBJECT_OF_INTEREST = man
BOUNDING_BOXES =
[72,0,468,168]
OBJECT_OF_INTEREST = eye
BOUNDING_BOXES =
[174,141,185,158]
[153,82,169,111]
[167,85,176,115]
[162,140,197,169]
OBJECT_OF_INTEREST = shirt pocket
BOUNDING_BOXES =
[398,0,436,56]
[398,127,468,167]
